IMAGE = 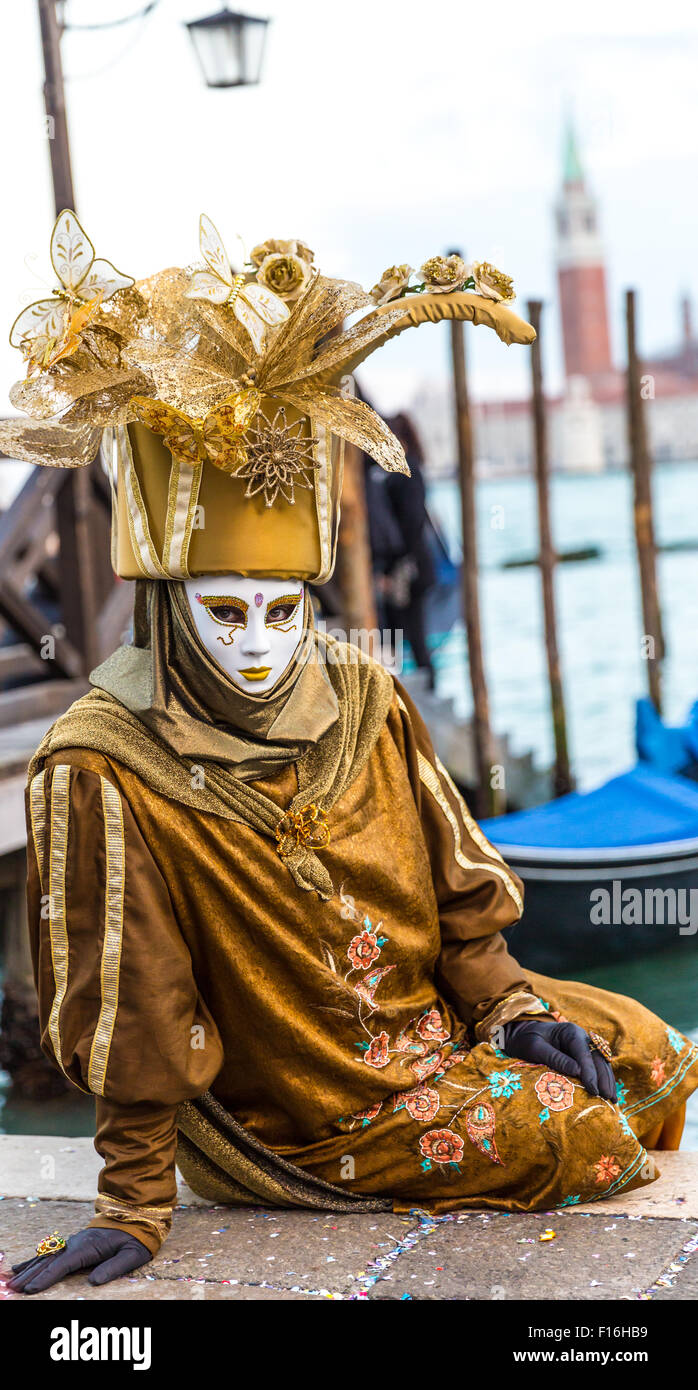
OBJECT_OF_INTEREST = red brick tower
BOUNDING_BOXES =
[555,124,613,381]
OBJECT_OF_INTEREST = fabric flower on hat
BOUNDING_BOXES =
[419,254,469,294]
[369,263,413,305]
[471,260,515,302]
[256,251,313,302]
[251,239,315,302]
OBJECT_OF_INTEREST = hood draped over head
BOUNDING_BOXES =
[90,580,340,781]
[30,581,395,899]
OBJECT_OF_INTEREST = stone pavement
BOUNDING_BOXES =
[1,1136,698,1301]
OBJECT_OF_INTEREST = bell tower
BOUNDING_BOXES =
[555,123,613,381]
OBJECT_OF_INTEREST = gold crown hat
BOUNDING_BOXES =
[0,213,535,582]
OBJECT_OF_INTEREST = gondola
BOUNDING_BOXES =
[481,699,698,973]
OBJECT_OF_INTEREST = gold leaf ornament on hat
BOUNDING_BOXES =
[9,209,133,374]
[186,214,290,355]
[130,388,261,474]
[23,291,104,377]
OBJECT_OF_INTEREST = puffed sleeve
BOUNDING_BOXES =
[389,684,548,1039]
[25,754,224,1253]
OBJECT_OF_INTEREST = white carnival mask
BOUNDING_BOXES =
[184,574,305,695]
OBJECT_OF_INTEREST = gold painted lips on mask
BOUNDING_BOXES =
[239,666,272,682]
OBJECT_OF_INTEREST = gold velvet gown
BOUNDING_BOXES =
[26,682,698,1254]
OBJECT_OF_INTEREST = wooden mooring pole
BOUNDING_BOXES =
[527,301,573,797]
[449,273,499,817]
[625,289,665,713]
[336,440,378,645]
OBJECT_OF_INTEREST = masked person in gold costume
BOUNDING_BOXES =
[3,217,696,1293]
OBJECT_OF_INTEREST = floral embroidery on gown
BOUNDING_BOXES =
[312,890,698,1214]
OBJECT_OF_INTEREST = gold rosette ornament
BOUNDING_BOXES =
[233,406,319,506]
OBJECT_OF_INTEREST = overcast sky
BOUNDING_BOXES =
[2,1,698,414]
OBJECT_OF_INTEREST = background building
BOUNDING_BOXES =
[410,125,698,477]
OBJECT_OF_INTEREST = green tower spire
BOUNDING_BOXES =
[563,120,584,185]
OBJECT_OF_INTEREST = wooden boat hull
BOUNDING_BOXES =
[500,838,698,973]
[482,764,698,972]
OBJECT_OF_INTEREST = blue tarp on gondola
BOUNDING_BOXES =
[635,697,698,774]
[481,765,698,851]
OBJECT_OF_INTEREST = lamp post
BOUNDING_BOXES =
[185,8,269,88]
[37,0,75,215]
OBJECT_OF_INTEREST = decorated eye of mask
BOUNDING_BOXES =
[185,574,305,695]
[265,594,303,629]
[195,594,249,629]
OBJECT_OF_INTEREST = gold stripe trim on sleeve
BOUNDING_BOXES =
[416,749,523,916]
[29,769,47,894]
[94,1195,172,1243]
[87,779,126,1096]
[395,688,522,915]
[474,990,548,1043]
[47,764,71,1074]
[434,753,507,866]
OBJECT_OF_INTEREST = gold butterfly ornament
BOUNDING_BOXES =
[185,213,289,355]
[9,210,133,376]
[130,389,262,474]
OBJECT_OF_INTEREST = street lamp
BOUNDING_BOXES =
[184,8,269,89]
